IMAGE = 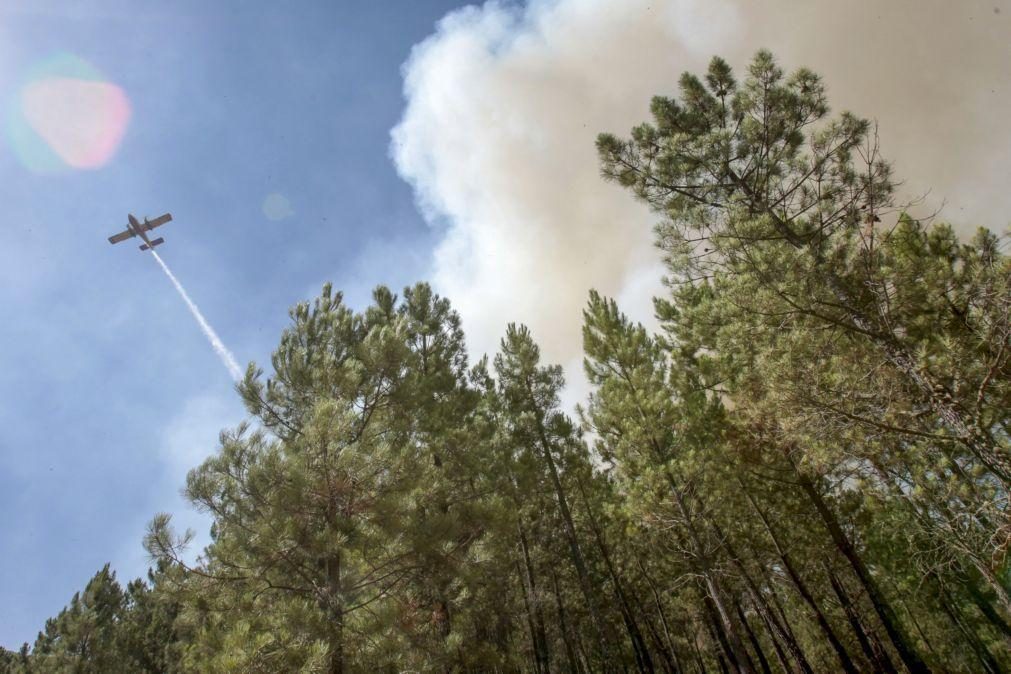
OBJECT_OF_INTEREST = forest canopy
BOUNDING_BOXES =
[5,51,1009,674]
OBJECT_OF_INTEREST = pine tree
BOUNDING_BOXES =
[146,283,497,672]
[494,324,614,667]
[597,50,1010,673]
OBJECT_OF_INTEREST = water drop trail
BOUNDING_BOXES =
[150,250,243,382]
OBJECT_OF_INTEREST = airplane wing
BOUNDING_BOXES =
[108,229,135,244]
[143,213,172,230]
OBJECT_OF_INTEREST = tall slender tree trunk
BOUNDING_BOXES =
[734,599,772,674]
[574,474,655,673]
[971,558,1011,616]
[631,590,681,674]
[325,552,344,674]
[872,457,1011,621]
[704,598,742,674]
[963,573,1011,641]
[866,329,1009,483]
[550,567,583,674]
[880,340,1010,484]
[751,595,793,674]
[691,621,710,674]
[715,524,814,674]
[664,471,754,673]
[750,575,814,674]
[936,580,1001,674]
[516,559,546,674]
[741,481,859,674]
[328,615,344,674]
[795,472,931,674]
[637,557,685,673]
[640,608,681,674]
[824,561,897,674]
[764,578,815,672]
[530,403,611,665]
[517,523,551,674]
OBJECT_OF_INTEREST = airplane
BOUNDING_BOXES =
[107,213,172,251]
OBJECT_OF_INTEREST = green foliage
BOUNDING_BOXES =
[144,283,518,672]
[12,564,181,673]
[597,50,1010,673]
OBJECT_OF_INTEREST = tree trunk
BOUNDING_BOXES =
[764,579,817,673]
[971,558,1011,617]
[824,561,897,674]
[796,473,931,674]
[325,552,344,674]
[876,337,1011,485]
[518,523,551,674]
[715,524,815,674]
[634,557,683,674]
[963,573,1011,641]
[751,595,794,674]
[704,598,741,674]
[691,621,710,674]
[575,474,655,673]
[532,409,612,665]
[665,471,754,673]
[328,614,344,674]
[741,482,859,674]
[550,567,583,674]
[734,599,772,674]
[936,580,1001,674]
[640,609,682,674]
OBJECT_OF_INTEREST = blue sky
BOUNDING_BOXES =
[0,0,467,647]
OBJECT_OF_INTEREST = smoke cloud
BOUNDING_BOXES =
[151,250,244,382]
[392,0,1011,371]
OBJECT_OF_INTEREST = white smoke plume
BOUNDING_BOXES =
[392,0,1011,373]
[151,250,243,382]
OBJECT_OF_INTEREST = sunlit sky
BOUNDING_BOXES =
[3,0,1009,649]
[0,0,465,647]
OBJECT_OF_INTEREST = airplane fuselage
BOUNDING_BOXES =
[128,214,158,250]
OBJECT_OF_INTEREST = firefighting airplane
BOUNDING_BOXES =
[107,213,172,251]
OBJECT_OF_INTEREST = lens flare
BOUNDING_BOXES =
[262,193,294,221]
[7,53,131,172]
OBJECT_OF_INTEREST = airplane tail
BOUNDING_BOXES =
[139,237,165,251]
